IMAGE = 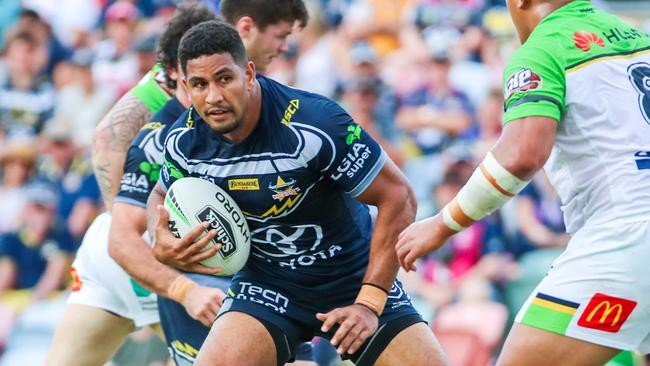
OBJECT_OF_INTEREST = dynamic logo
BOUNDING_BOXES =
[577,293,637,333]
[228,178,260,191]
[346,124,362,145]
[196,206,237,258]
[505,68,542,98]
[269,176,301,201]
[170,340,198,366]
[69,267,82,292]
[236,281,289,314]
[573,31,605,52]
[281,99,300,126]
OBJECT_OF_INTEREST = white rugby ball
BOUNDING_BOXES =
[163,177,251,276]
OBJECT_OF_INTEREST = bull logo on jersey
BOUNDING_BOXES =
[573,31,605,52]
[505,68,542,99]
[269,176,301,201]
[250,224,342,270]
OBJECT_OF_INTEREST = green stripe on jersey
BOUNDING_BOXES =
[502,0,650,124]
[131,63,170,113]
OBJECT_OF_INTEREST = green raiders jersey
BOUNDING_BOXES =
[130,63,170,112]
[502,0,650,234]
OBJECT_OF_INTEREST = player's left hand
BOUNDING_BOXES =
[396,213,456,272]
[316,304,378,355]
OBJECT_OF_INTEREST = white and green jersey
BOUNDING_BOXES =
[503,0,650,234]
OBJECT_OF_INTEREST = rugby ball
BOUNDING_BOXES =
[163,177,251,276]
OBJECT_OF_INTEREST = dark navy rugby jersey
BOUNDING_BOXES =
[115,96,186,208]
[160,75,387,286]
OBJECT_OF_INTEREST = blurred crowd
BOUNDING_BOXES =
[0,0,648,365]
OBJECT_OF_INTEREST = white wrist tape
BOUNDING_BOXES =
[442,152,528,231]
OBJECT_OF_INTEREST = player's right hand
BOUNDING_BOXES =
[183,285,225,327]
[154,205,224,275]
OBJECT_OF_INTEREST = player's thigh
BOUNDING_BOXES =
[497,323,620,366]
[374,322,450,366]
[194,311,277,366]
[45,304,134,366]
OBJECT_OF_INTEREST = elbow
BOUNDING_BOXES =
[503,145,549,180]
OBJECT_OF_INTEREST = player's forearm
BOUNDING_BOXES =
[92,92,152,209]
[109,224,180,296]
[364,185,416,290]
[146,183,166,238]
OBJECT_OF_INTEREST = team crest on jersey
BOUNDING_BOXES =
[573,31,605,52]
[269,176,301,201]
[505,68,542,99]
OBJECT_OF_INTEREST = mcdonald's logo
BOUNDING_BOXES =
[577,293,637,333]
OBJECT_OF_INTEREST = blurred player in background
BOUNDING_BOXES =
[396,0,650,365]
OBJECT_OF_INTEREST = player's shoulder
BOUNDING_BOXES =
[129,64,170,112]
[258,75,348,130]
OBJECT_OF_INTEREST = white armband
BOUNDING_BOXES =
[442,152,528,231]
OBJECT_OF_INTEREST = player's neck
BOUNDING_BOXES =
[222,80,262,143]
[518,0,574,43]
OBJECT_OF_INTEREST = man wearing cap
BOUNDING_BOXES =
[0,182,74,348]
[0,139,38,233]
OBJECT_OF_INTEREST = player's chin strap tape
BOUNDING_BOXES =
[442,152,529,232]
[355,283,389,317]
[167,275,198,304]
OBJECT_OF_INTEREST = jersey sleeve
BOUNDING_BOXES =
[0,234,17,259]
[159,125,192,193]
[114,143,158,208]
[310,100,387,197]
[502,34,566,124]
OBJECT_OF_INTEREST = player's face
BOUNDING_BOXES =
[184,53,256,134]
[244,20,293,73]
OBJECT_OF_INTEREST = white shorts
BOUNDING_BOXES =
[515,220,650,353]
[67,213,159,327]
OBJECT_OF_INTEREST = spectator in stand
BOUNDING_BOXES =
[0,182,73,349]
[0,138,37,233]
[511,172,569,258]
[37,120,101,248]
[472,89,503,160]
[396,40,474,203]
[92,1,140,96]
[13,9,71,76]
[54,49,116,149]
[339,75,404,167]
[0,30,55,137]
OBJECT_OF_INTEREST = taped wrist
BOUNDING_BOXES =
[442,152,528,232]
[354,283,388,316]
[167,275,197,304]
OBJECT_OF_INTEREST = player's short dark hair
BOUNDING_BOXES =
[220,0,308,31]
[178,20,248,75]
[157,3,218,88]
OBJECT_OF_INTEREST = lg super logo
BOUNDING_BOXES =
[505,67,542,99]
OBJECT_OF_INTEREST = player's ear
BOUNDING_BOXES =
[245,61,256,87]
[517,0,530,10]
[235,16,255,40]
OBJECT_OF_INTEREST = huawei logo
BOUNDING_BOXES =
[573,31,605,52]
